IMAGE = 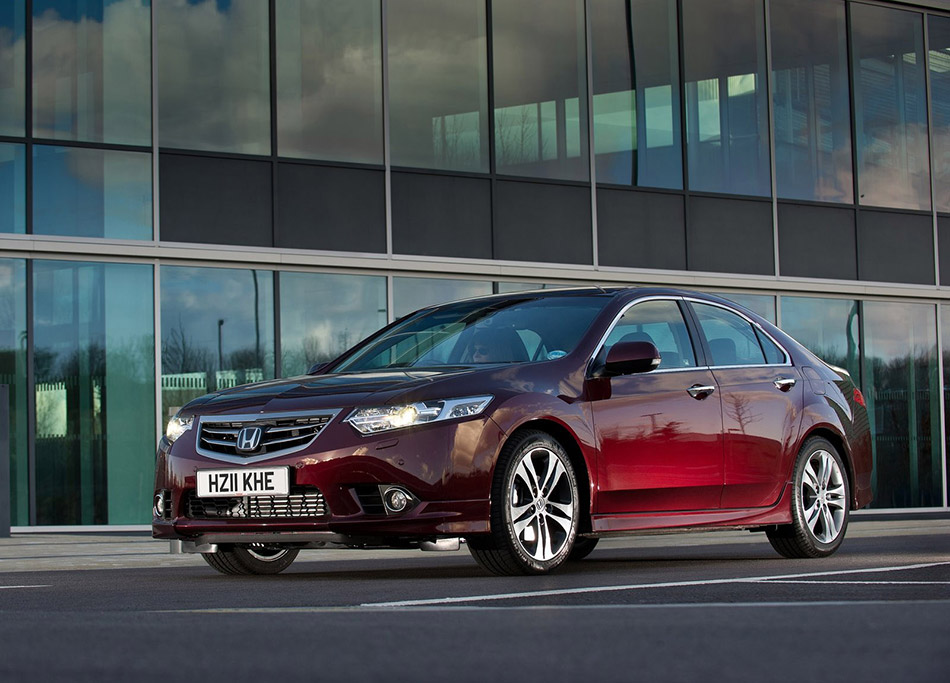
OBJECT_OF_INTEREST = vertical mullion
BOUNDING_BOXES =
[153,262,161,454]
[924,13,940,288]
[764,0,779,277]
[269,0,279,248]
[24,0,35,526]
[845,1,862,280]
[585,0,598,270]
[382,0,392,257]
[486,0,496,259]
[151,0,159,242]
[676,0,689,269]
[274,270,282,378]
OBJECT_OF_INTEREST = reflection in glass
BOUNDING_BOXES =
[276,0,382,164]
[682,0,769,196]
[161,266,274,432]
[279,271,386,376]
[590,0,681,188]
[0,1,25,136]
[157,0,270,154]
[492,0,589,181]
[0,259,27,525]
[33,260,155,524]
[32,0,151,145]
[393,277,491,320]
[851,4,930,211]
[862,301,940,508]
[771,0,852,203]
[780,296,859,381]
[33,145,151,240]
[714,292,775,323]
[0,143,25,233]
[389,0,488,172]
[929,16,950,213]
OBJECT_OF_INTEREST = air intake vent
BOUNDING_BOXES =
[184,487,328,519]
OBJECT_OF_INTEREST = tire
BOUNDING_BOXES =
[567,536,599,561]
[767,437,850,559]
[468,430,580,575]
[202,545,299,575]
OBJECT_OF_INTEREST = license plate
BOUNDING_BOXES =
[196,467,290,498]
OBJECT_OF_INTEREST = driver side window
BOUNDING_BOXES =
[603,300,697,369]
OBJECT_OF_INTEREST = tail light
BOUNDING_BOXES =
[853,388,866,408]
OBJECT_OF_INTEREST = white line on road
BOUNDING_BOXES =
[155,599,950,615]
[0,585,50,590]
[765,580,950,585]
[360,561,950,608]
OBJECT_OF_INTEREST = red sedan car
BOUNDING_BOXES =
[153,287,872,575]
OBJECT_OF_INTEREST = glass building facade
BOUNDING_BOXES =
[0,0,948,526]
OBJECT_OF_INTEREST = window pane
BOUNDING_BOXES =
[942,304,950,504]
[392,277,491,319]
[0,1,25,136]
[32,0,151,145]
[0,142,25,234]
[851,4,930,211]
[0,259,27,525]
[771,0,852,203]
[492,0,589,181]
[693,302,766,366]
[929,16,950,214]
[157,0,270,155]
[161,266,275,433]
[33,260,155,524]
[33,145,152,240]
[389,0,488,172]
[862,301,940,508]
[683,0,770,196]
[780,295,860,381]
[604,300,696,369]
[279,271,387,377]
[276,0,382,164]
[590,0,681,188]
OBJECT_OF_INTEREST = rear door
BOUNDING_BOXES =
[687,301,803,509]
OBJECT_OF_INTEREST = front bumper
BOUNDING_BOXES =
[152,412,503,542]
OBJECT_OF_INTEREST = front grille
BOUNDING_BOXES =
[185,487,328,519]
[198,413,334,459]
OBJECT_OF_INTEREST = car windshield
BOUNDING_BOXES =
[332,295,610,372]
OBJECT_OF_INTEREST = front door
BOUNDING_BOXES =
[588,299,724,514]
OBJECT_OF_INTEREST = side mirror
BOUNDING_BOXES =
[307,362,329,375]
[603,341,660,377]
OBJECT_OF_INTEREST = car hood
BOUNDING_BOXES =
[181,368,486,416]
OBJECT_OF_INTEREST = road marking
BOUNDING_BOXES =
[155,599,950,615]
[0,585,50,590]
[361,561,950,608]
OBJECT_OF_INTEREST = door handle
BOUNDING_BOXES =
[773,377,797,392]
[687,384,716,400]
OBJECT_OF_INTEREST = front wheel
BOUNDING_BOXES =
[202,545,299,575]
[767,437,850,559]
[469,430,579,575]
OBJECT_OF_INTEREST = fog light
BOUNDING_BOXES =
[383,487,410,513]
[153,490,167,519]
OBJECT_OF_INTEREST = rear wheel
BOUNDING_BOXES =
[202,545,299,575]
[767,437,850,559]
[468,430,579,575]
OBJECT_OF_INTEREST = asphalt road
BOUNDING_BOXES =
[0,522,947,683]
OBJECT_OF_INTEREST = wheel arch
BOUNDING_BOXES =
[799,426,857,506]
[504,418,594,534]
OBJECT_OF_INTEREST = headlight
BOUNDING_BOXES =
[165,414,194,443]
[345,395,493,435]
